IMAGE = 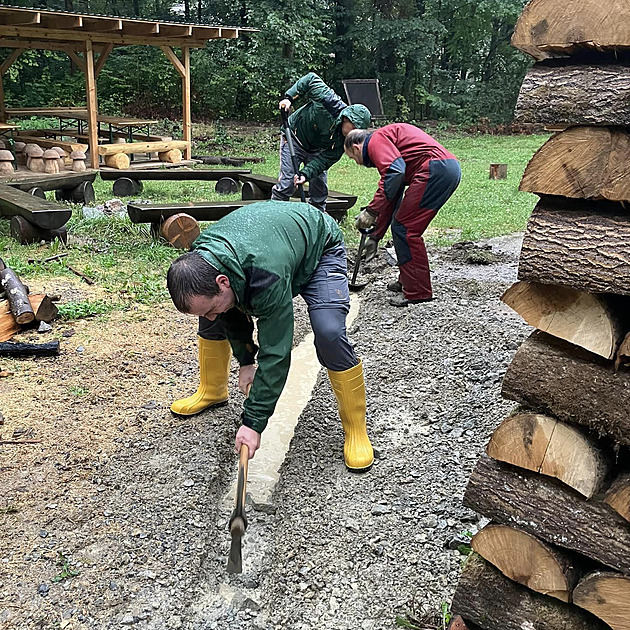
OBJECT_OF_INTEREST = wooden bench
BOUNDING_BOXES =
[0,183,71,231]
[98,140,190,169]
[17,134,88,155]
[23,128,172,144]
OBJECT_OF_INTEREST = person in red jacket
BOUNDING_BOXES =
[344,124,461,306]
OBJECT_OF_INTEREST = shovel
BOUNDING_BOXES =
[349,227,374,292]
[280,107,307,203]
[226,444,249,574]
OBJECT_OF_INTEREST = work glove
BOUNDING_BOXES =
[363,238,378,262]
[355,207,377,230]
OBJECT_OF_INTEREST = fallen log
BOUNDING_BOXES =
[518,198,630,296]
[471,523,579,601]
[0,259,34,324]
[486,413,609,498]
[501,281,623,359]
[603,472,630,523]
[464,456,630,573]
[515,62,630,126]
[573,571,630,630]
[502,331,630,446]
[451,554,608,630]
[511,0,630,61]
[0,341,59,357]
[520,126,630,201]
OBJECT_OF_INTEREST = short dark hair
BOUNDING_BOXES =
[167,252,221,313]
[344,128,370,151]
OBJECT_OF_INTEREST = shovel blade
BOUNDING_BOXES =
[226,534,242,574]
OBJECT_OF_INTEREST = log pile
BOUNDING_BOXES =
[452,2,630,629]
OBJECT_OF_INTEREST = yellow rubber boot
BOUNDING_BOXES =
[171,337,231,416]
[327,360,374,472]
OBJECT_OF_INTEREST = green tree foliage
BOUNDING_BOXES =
[0,0,532,123]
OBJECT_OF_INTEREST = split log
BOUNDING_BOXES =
[451,554,608,630]
[501,281,623,359]
[0,306,18,342]
[0,341,59,357]
[104,153,131,170]
[616,332,630,369]
[471,523,579,601]
[515,63,630,126]
[519,126,630,202]
[518,198,630,296]
[158,149,182,164]
[488,164,507,179]
[502,331,630,446]
[159,213,200,251]
[603,472,630,523]
[573,571,630,630]
[0,263,34,324]
[0,294,59,341]
[511,0,630,61]
[464,456,630,573]
[486,413,609,498]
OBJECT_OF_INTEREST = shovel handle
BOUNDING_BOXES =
[237,444,249,511]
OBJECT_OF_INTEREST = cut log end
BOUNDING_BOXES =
[104,153,131,170]
[573,571,630,630]
[604,473,630,523]
[159,213,200,251]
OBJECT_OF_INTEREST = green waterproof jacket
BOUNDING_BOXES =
[192,200,344,433]
[285,73,371,182]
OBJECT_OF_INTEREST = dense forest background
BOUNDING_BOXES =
[0,0,532,124]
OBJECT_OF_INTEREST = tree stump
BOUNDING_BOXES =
[489,164,508,179]
[158,149,182,164]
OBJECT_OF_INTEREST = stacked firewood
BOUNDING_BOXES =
[451,2,630,629]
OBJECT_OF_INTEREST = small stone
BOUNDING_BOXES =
[371,504,392,516]
[39,530,48,538]
[142,401,158,410]
[38,583,49,596]
[109,582,118,591]
[37,321,52,333]
[76,346,85,354]
[120,613,136,625]
[62,329,75,338]
[183,479,195,487]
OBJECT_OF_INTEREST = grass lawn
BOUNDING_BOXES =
[0,128,548,315]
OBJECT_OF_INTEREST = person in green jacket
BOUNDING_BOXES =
[272,72,372,212]
[166,200,374,472]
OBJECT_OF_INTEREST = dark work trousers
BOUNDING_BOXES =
[270,136,328,212]
[392,158,461,300]
[198,244,358,372]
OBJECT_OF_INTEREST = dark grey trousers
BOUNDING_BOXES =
[198,244,357,372]
[270,136,328,212]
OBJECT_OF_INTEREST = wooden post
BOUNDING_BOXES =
[84,40,100,170]
[182,46,191,161]
[0,70,5,124]
[489,163,508,179]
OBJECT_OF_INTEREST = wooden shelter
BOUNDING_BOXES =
[0,6,256,168]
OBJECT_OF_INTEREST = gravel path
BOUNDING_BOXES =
[0,235,531,630]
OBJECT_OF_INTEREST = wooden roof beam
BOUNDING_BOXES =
[157,24,193,37]
[0,10,41,26]
[81,18,123,32]
[121,22,160,36]
[1,49,23,76]
[38,14,83,29]
[0,38,79,53]
[94,43,113,77]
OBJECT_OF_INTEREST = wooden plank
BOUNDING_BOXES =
[16,135,87,154]
[97,140,189,156]
[84,40,99,170]
[1,10,41,26]
[3,170,97,192]
[66,49,86,73]
[21,128,169,143]
[98,168,250,181]
[161,45,185,78]
[182,46,191,161]
[7,107,88,116]
[1,49,23,76]
[0,183,71,229]
[80,17,123,33]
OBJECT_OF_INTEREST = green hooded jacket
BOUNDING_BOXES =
[284,73,371,181]
[192,200,344,433]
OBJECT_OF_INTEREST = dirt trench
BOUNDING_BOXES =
[0,235,529,630]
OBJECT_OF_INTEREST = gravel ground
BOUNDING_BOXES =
[0,234,531,630]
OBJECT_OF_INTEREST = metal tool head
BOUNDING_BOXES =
[226,515,246,574]
[349,227,374,292]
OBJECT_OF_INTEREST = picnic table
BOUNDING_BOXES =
[0,122,20,138]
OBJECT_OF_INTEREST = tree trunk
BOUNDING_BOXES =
[515,63,630,126]
[603,472,630,523]
[471,523,579,601]
[519,126,630,202]
[511,0,630,61]
[502,331,630,446]
[0,341,59,357]
[0,264,34,325]
[517,198,630,296]
[573,571,630,630]
[487,413,610,498]
[501,281,623,359]
[452,554,608,630]
[464,456,630,573]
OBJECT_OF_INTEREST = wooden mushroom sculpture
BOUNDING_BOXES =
[52,146,67,171]
[0,149,14,174]
[0,140,6,150]
[24,143,40,170]
[70,150,86,173]
[14,141,26,165]
[28,145,45,173]
[43,149,60,174]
